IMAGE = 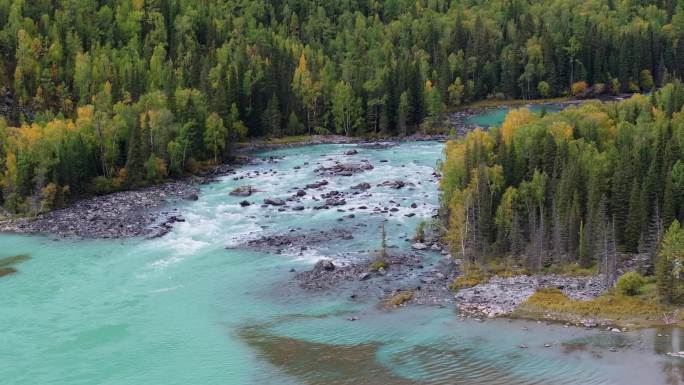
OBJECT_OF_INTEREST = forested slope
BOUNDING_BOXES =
[1,0,684,213]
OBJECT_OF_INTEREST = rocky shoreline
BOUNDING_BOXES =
[455,274,610,318]
[0,164,238,239]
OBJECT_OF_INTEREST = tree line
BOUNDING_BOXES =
[2,0,684,213]
[440,82,684,299]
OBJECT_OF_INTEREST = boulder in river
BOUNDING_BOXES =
[315,162,373,177]
[230,185,258,197]
[264,198,286,206]
[378,180,413,189]
[239,200,251,207]
[325,198,346,206]
[313,259,336,272]
[344,149,358,155]
[183,193,199,201]
[351,182,371,191]
[412,242,428,250]
[305,180,329,189]
[359,142,395,149]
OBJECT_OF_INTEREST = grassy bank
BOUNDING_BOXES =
[512,288,684,328]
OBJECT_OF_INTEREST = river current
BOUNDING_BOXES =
[2,108,684,384]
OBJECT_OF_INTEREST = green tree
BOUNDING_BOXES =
[204,112,227,163]
[331,80,362,136]
[656,220,684,304]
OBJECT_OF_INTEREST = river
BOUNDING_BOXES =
[2,108,684,385]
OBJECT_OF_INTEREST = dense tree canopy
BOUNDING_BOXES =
[441,82,684,285]
[1,0,684,213]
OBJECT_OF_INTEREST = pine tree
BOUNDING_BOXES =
[510,210,525,256]
[262,94,282,137]
[578,220,592,268]
[380,223,388,259]
[641,201,664,259]
[568,191,581,259]
[125,120,145,187]
[625,178,643,252]
[655,220,684,304]
[663,170,676,228]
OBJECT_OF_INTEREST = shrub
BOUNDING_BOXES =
[369,259,388,271]
[90,176,113,195]
[112,168,127,190]
[616,272,646,296]
[414,220,427,242]
[593,83,606,95]
[571,81,588,97]
[146,155,168,183]
[449,263,487,290]
[40,183,58,212]
[520,288,661,318]
[537,81,550,97]
[385,291,413,307]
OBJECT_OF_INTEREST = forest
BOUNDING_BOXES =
[1,0,684,213]
[440,82,684,301]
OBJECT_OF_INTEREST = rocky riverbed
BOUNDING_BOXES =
[294,250,458,307]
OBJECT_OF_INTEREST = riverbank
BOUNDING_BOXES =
[450,270,684,329]
[0,164,239,239]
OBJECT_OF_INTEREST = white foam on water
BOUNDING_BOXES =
[151,285,183,293]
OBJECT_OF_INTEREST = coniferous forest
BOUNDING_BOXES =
[1,0,684,212]
[440,83,684,301]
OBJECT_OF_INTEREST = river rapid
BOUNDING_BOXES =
[2,115,684,384]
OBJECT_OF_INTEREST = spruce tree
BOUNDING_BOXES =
[125,120,145,187]
[625,178,643,252]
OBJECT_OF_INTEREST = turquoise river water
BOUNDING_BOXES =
[2,109,684,385]
[464,104,563,127]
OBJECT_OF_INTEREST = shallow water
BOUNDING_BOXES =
[2,141,684,385]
